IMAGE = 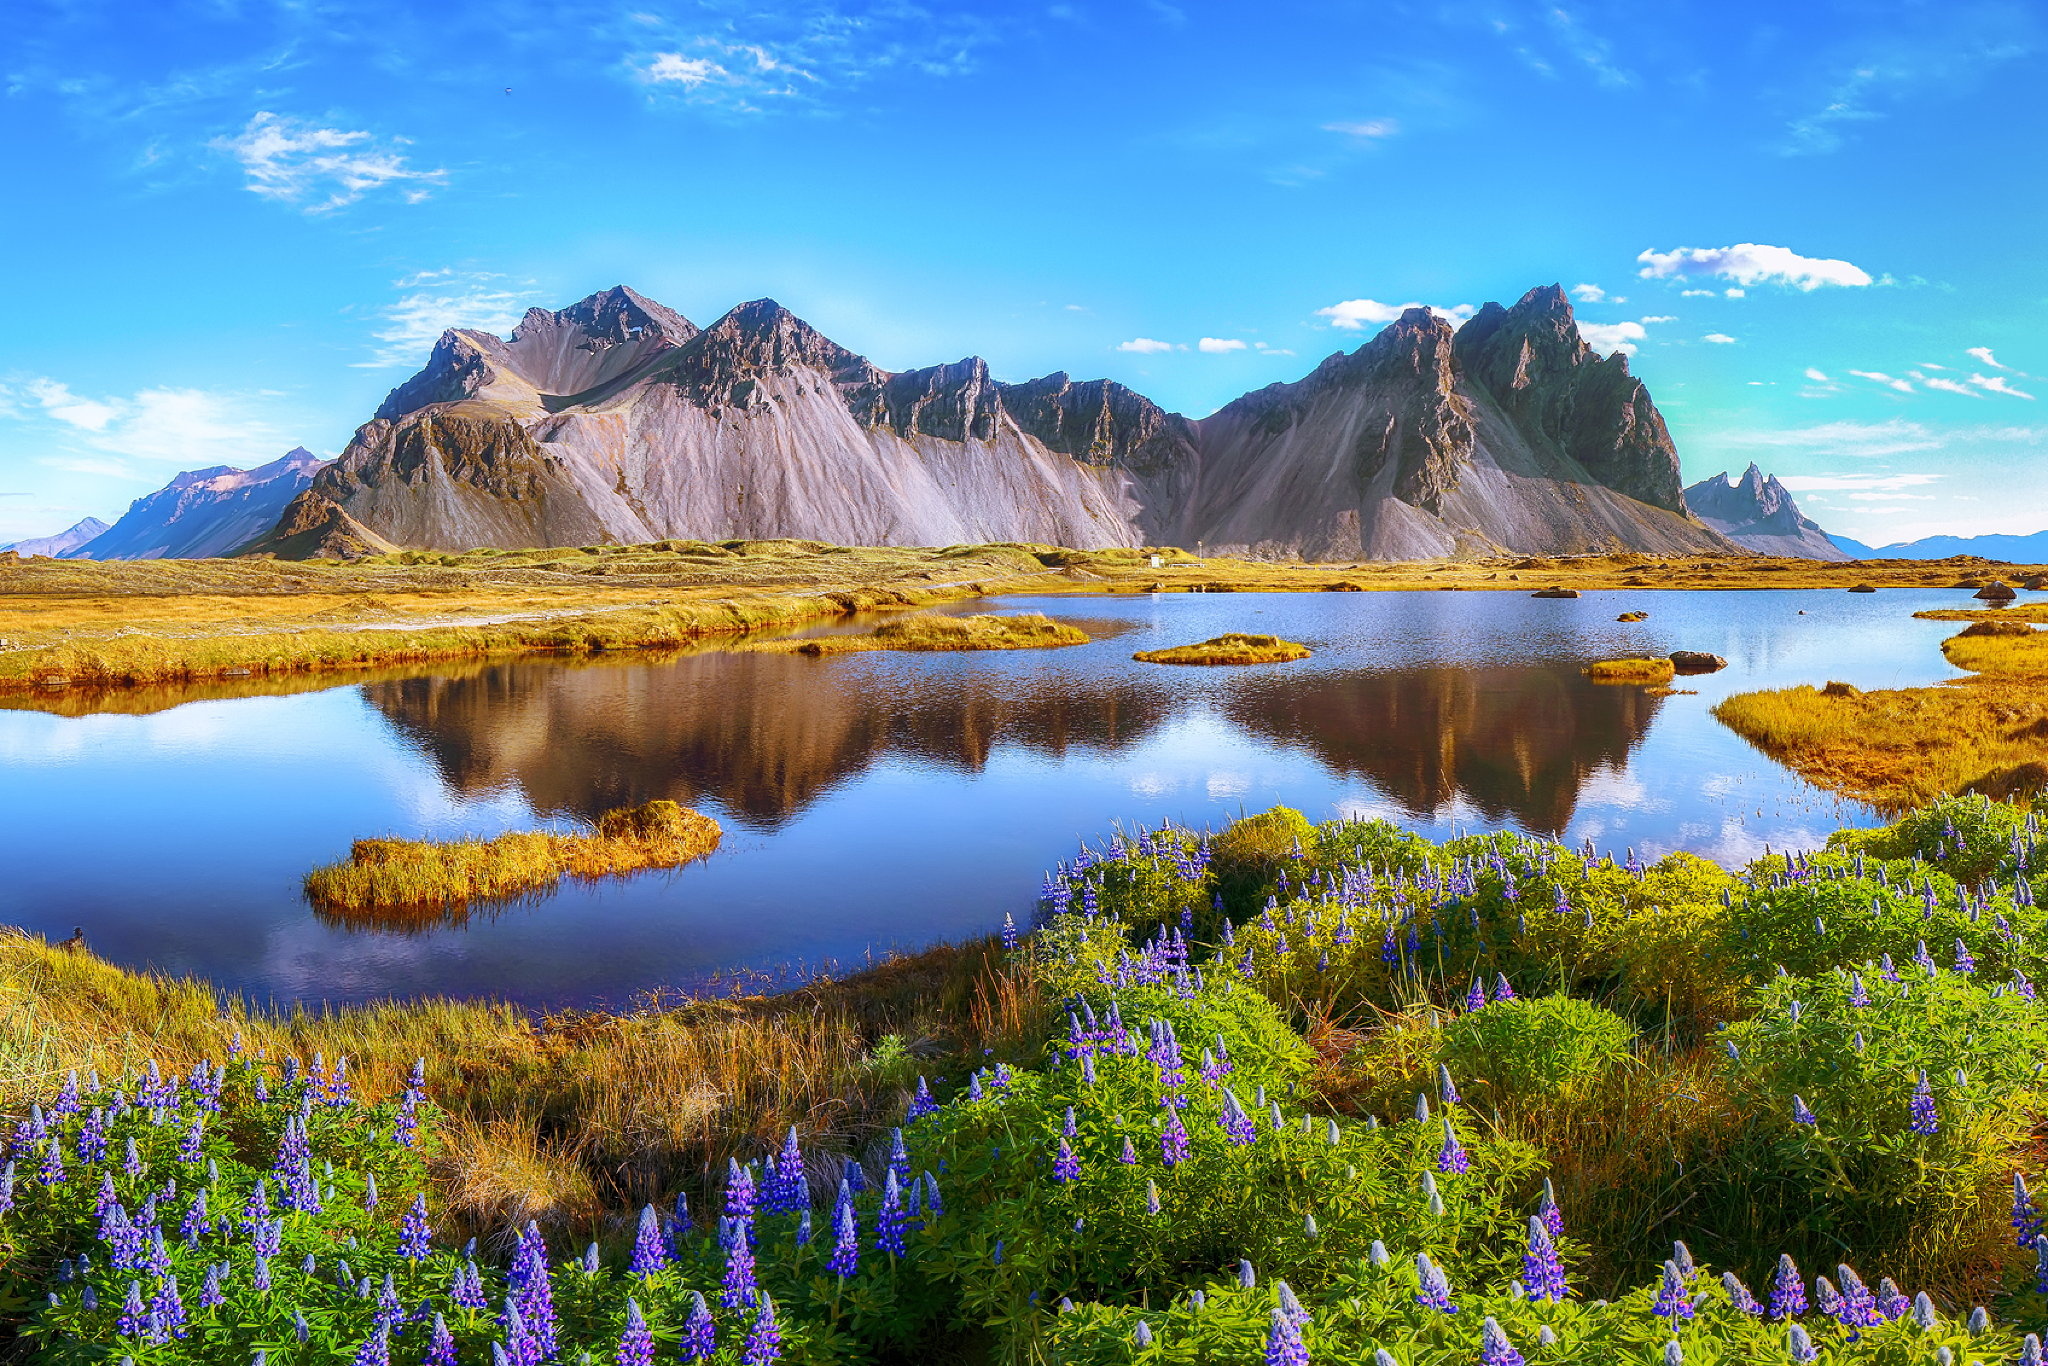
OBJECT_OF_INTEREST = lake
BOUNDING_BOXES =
[0,588,1973,1009]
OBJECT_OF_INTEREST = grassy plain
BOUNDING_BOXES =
[4,540,2040,699]
[1131,632,1313,665]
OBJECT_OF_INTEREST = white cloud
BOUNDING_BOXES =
[643,53,728,87]
[1724,288,1745,298]
[1196,337,1246,353]
[1921,377,1981,397]
[0,378,295,472]
[1117,338,1177,354]
[1803,367,1831,382]
[359,271,539,369]
[1775,471,1941,494]
[1570,283,1606,302]
[1636,243,1873,291]
[1848,369,1913,394]
[1680,289,1716,298]
[1971,374,2035,400]
[216,112,445,212]
[1322,119,1398,139]
[1966,346,2007,370]
[1715,419,1941,458]
[1701,333,1738,345]
[1314,298,1475,330]
[1639,314,1676,324]
[1578,320,1646,355]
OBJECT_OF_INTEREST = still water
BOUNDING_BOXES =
[0,589,1974,1009]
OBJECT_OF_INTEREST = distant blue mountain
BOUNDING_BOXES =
[1829,530,2048,562]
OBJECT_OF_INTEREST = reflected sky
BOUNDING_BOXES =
[0,588,1973,1009]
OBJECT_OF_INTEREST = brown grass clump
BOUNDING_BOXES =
[747,611,1087,656]
[1133,633,1312,665]
[1713,626,2048,810]
[1586,657,1677,684]
[305,801,721,918]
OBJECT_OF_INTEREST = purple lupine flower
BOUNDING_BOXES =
[1491,973,1516,1002]
[742,1294,782,1365]
[1849,973,1870,1007]
[629,1204,667,1277]
[1913,940,1937,975]
[353,1328,391,1366]
[679,1291,717,1362]
[1053,1139,1081,1182]
[1771,1255,1808,1320]
[1145,1180,1160,1216]
[1220,1091,1257,1145]
[1160,1112,1191,1167]
[1910,1073,1940,1134]
[1785,1324,1819,1366]
[724,1160,757,1243]
[1792,1095,1817,1127]
[1722,1272,1762,1315]
[1265,1307,1309,1366]
[765,1128,806,1214]
[1479,1316,1525,1366]
[827,1187,860,1276]
[253,1256,272,1292]
[1062,1106,1078,1139]
[1652,1261,1693,1321]
[451,1260,487,1310]
[400,1193,433,1261]
[149,1274,189,1341]
[179,1114,205,1164]
[1521,1216,1567,1302]
[2017,1175,2043,1248]
[888,1127,912,1184]
[616,1299,654,1366]
[2015,970,2037,1002]
[1875,1277,1909,1320]
[1118,1137,1137,1165]
[117,1281,147,1337]
[1414,1252,1457,1313]
[1438,1065,1460,1105]
[199,1262,226,1309]
[1463,978,1487,1011]
[426,1315,458,1366]
[2022,1336,2045,1366]
[721,1228,759,1308]
[877,1169,909,1255]
[1834,1265,1883,1332]
[1437,1119,1470,1174]
[179,1189,210,1245]
[1538,1179,1563,1237]
[509,1223,559,1361]
[76,1107,110,1165]
[1953,939,1977,973]
[38,1138,65,1186]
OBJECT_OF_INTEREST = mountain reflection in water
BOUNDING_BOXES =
[362,650,1658,836]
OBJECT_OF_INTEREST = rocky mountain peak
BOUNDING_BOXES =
[523,285,696,349]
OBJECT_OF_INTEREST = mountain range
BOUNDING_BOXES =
[1827,530,2048,561]
[246,283,1736,561]
[1682,463,1847,560]
[1,517,109,558]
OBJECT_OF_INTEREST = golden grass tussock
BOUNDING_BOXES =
[1585,657,1678,684]
[1713,625,2048,810]
[304,801,722,918]
[1133,632,1313,665]
[745,611,1088,656]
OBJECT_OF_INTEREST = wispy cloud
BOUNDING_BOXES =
[1321,119,1399,139]
[1116,338,1178,354]
[1967,346,2008,370]
[1637,243,1872,291]
[1570,283,1607,302]
[1715,419,1942,458]
[359,271,539,369]
[1849,369,1914,394]
[1314,298,1474,330]
[0,378,296,473]
[1701,332,1737,345]
[216,112,445,211]
[1783,6,2040,155]
[1775,471,1941,495]
[1971,374,2035,400]
[1197,337,1246,353]
[1579,320,1647,356]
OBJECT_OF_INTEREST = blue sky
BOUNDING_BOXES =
[2,0,2043,546]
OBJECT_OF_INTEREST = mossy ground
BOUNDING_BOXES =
[1586,657,1678,684]
[304,801,723,921]
[743,611,1088,656]
[1133,632,1313,665]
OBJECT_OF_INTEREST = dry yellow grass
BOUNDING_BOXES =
[1713,623,2048,810]
[1586,657,1678,684]
[305,801,721,918]
[1133,632,1313,665]
[744,611,1088,656]
[0,924,1047,1243]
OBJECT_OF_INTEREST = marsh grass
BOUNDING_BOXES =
[1585,656,1678,684]
[1132,632,1312,665]
[1715,625,2048,809]
[746,611,1089,656]
[303,801,721,918]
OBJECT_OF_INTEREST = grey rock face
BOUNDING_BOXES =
[68,449,325,560]
[1684,464,1848,561]
[248,283,1741,560]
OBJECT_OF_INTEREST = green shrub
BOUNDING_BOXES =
[1439,995,1636,1103]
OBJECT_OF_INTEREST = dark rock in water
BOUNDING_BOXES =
[1684,463,1848,561]
[1532,587,1580,598]
[1974,581,2018,601]
[1848,584,1877,593]
[1668,651,1727,674]
[1617,611,1647,622]
[243,282,1740,562]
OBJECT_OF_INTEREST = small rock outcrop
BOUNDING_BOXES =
[1668,651,1728,674]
